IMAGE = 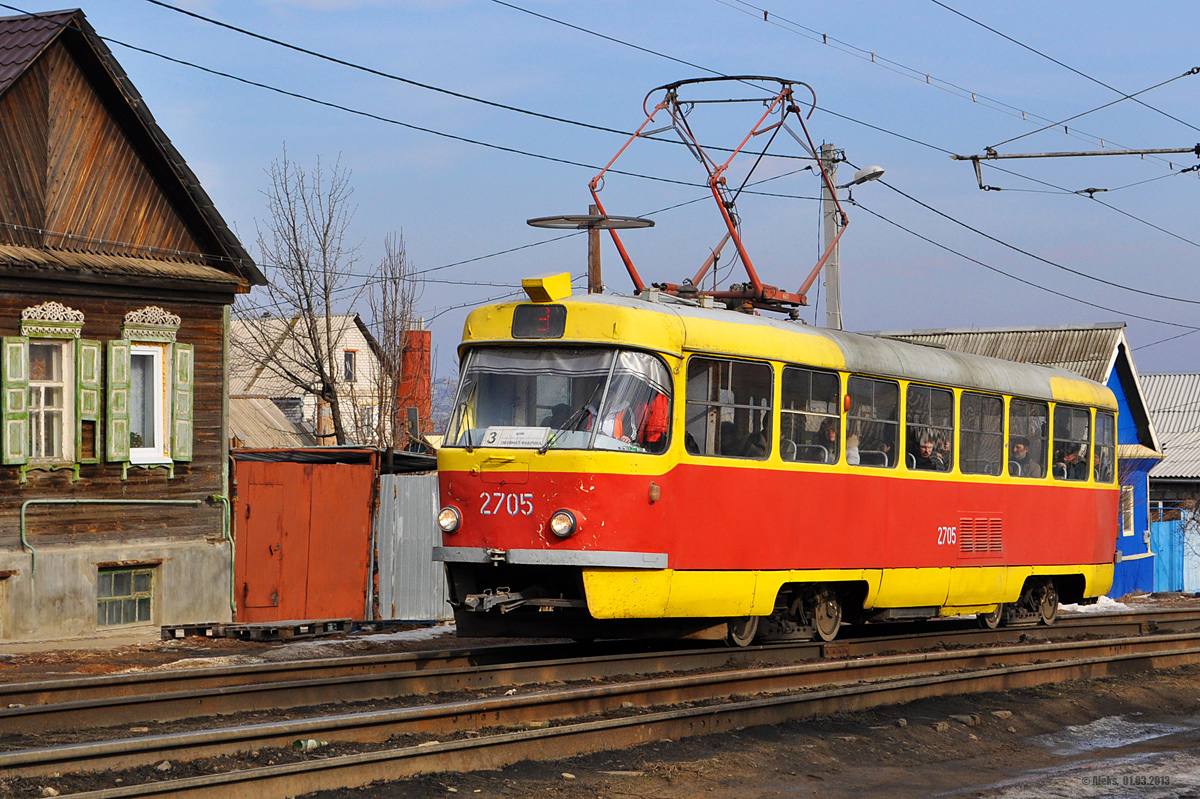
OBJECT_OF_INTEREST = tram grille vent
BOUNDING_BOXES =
[959,517,1003,554]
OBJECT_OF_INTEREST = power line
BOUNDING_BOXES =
[1134,329,1200,353]
[929,0,1200,136]
[874,178,1200,306]
[480,2,1200,252]
[852,200,1200,332]
[989,68,1200,150]
[12,4,1199,332]
[715,0,1185,167]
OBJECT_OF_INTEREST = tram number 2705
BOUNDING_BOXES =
[480,492,534,516]
[937,526,958,545]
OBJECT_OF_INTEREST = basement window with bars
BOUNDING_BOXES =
[97,566,154,627]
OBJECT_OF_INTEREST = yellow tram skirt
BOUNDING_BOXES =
[581,563,1116,620]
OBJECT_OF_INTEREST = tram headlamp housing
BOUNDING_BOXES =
[548,509,577,539]
[438,506,462,534]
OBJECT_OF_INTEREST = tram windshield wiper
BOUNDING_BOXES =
[456,383,478,452]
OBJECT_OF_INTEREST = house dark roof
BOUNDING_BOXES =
[0,8,265,288]
[0,8,75,92]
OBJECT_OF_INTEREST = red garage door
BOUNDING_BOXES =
[233,453,376,622]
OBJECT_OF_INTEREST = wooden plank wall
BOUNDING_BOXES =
[0,53,48,248]
[0,287,227,548]
[0,40,202,258]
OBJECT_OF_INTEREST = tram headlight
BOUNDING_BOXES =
[438,506,462,534]
[548,509,577,539]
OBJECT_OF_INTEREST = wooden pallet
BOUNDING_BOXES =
[160,622,225,640]
[221,619,354,641]
[160,619,352,641]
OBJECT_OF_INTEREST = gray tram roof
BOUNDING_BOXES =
[578,293,1114,407]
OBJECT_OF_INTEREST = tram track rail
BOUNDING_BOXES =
[3,608,1200,740]
[4,628,1200,798]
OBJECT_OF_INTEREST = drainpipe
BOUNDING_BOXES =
[20,498,205,575]
[209,493,236,615]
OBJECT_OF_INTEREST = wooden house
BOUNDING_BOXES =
[875,323,1164,597]
[0,9,265,641]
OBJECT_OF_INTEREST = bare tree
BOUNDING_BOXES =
[235,150,362,445]
[357,232,423,448]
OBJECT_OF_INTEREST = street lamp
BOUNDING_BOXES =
[839,165,885,190]
[821,145,884,330]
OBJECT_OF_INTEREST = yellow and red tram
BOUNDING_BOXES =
[434,274,1119,644]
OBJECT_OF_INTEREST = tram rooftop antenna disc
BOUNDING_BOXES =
[527,215,655,230]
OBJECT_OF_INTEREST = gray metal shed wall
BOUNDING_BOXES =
[376,473,451,621]
[1144,373,1200,479]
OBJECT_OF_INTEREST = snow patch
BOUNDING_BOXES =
[1060,595,1133,613]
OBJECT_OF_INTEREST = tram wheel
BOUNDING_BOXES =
[977,604,1004,630]
[811,591,843,642]
[1035,580,1059,626]
[726,615,760,647]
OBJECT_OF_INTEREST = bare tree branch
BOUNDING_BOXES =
[233,148,365,445]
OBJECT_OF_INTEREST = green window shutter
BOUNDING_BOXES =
[76,339,102,463]
[171,343,194,462]
[107,340,130,462]
[2,336,29,465]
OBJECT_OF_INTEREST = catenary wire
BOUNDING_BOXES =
[139,0,810,163]
[715,0,1187,168]
[871,177,1200,306]
[929,0,1200,137]
[9,4,1198,329]
[851,200,1200,332]
[479,2,1200,251]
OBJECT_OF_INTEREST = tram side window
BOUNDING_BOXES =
[780,366,840,464]
[1053,405,1091,481]
[906,384,954,471]
[960,392,1003,476]
[1008,399,1049,479]
[685,357,773,459]
[1094,411,1116,483]
[847,376,899,468]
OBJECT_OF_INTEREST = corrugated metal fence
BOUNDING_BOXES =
[1150,509,1199,593]
[376,473,452,621]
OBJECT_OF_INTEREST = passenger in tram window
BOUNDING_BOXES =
[935,434,953,471]
[740,412,771,458]
[817,417,840,463]
[1010,436,1042,478]
[912,434,945,471]
[719,421,740,455]
[846,431,860,465]
[1054,443,1088,481]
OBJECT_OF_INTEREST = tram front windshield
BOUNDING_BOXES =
[446,347,672,453]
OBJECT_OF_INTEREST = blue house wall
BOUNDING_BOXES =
[1107,370,1155,596]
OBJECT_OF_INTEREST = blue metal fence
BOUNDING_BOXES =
[1150,508,1197,593]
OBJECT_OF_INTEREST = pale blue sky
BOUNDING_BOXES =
[33,1,1200,377]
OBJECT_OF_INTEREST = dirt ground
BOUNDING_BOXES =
[305,666,1200,799]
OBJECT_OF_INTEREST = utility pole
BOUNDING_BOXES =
[587,204,602,293]
[821,144,843,330]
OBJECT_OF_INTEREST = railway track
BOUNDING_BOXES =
[4,608,1200,798]
[3,607,1197,738]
